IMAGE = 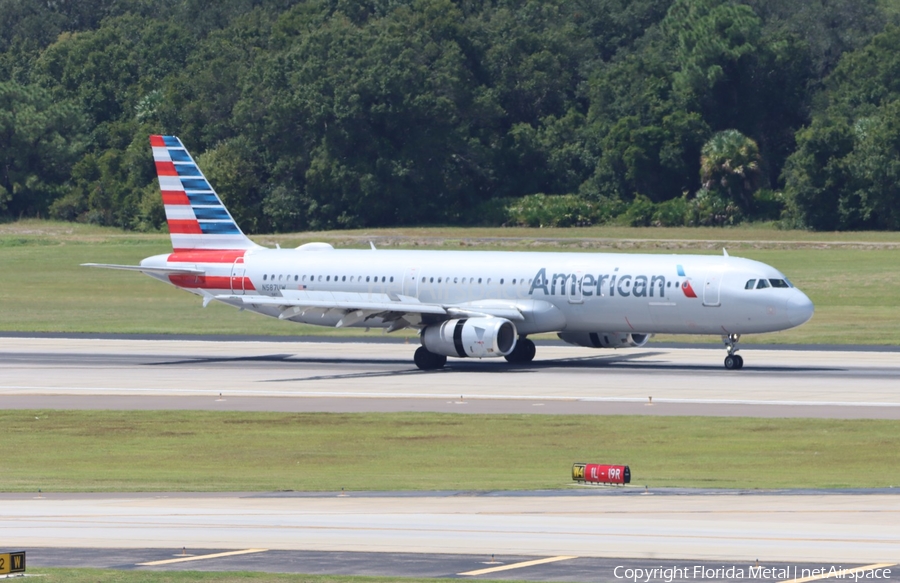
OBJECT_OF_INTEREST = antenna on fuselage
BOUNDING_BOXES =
[723,248,729,257]
[370,241,377,250]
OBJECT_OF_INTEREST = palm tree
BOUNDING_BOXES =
[699,129,761,210]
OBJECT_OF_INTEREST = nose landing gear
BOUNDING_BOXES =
[723,333,744,370]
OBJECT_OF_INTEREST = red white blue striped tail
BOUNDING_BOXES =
[150,135,257,251]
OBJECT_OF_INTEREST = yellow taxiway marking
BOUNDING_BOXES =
[779,563,896,583]
[137,548,268,566]
[459,555,577,576]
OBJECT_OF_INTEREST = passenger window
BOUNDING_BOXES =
[342,276,346,282]
[438,278,442,283]
[430,277,434,283]
[453,277,458,284]
[756,279,770,289]
[263,275,267,281]
[294,275,298,281]
[745,279,756,290]
[769,279,789,288]
[366,276,370,282]
[382,276,386,283]
[478,278,482,284]
[326,276,330,281]
[512,279,516,284]
[500,278,504,284]
[390,276,394,282]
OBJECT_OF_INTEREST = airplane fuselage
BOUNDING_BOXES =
[141,246,813,337]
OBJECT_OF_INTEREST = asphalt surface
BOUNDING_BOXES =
[2,337,900,418]
[2,336,899,577]
[21,547,895,582]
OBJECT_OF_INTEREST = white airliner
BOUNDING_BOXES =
[85,136,814,370]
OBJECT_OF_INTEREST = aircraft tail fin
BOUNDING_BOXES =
[150,135,258,251]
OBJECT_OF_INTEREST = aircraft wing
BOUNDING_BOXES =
[81,263,206,275]
[210,290,524,329]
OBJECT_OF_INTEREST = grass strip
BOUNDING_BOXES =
[3,411,900,491]
[3,221,900,343]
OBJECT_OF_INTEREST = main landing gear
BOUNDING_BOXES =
[723,333,744,370]
[504,337,536,364]
[414,346,447,370]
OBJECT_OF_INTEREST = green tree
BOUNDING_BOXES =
[0,81,84,217]
[699,129,761,210]
[783,25,900,230]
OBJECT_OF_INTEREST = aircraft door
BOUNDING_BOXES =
[703,266,723,307]
[230,257,246,295]
[568,270,584,304]
[403,267,419,298]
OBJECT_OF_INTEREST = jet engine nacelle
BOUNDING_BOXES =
[422,318,517,358]
[557,332,650,349]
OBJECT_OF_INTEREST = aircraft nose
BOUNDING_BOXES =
[786,290,814,327]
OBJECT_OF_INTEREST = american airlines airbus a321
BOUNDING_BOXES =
[85,136,814,371]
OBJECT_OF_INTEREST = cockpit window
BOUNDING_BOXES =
[756,279,770,289]
[745,279,756,290]
[769,279,790,288]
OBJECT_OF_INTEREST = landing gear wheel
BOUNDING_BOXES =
[414,346,447,370]
[504,337,536,364]
[722,333,744,370]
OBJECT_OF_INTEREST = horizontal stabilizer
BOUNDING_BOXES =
[81,263,206,275]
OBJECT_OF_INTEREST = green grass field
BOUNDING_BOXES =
[2,220,900,343]
[3,410,899,491]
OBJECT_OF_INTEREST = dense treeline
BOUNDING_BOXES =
[1,0,898,231]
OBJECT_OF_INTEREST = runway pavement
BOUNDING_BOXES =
[2,336,900,574]
[3,491,899,565]
[18,547,897,582]
[1,337,900,417]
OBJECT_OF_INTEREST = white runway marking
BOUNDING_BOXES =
[459,555,578,576]
[137,548,268,566]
